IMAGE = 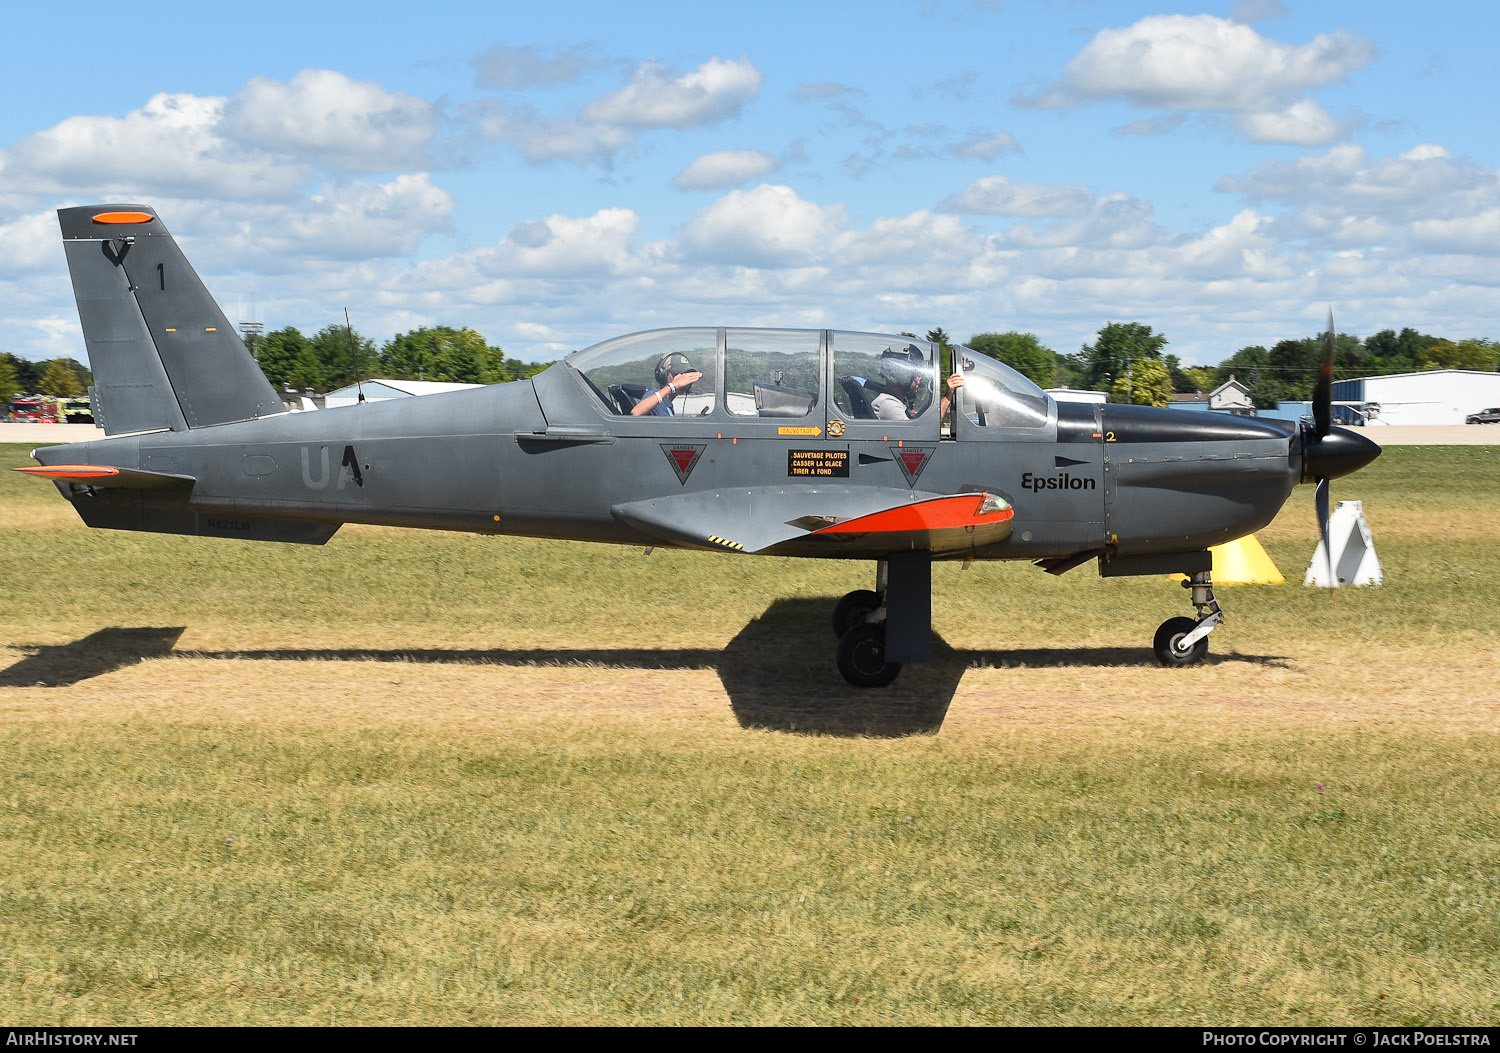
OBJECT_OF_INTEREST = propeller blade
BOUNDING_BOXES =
[1313,307,1334,439]
[1315,476,1333,587]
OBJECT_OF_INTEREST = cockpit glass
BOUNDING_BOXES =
[831,332,939,422]
[568,329,718,417]
[956,347,1051,428]
[724,329,820,418]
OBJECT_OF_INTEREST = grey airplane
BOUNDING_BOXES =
[19,205,1381,687]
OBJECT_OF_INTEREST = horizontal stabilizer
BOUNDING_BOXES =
[14,464,195,490]
[67,490,340,545]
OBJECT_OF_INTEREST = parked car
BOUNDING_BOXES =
[1466,407,1500,424]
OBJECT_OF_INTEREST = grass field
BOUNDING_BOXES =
[2,441,1498,1024]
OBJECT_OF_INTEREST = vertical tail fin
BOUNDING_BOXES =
[58,205,285,434]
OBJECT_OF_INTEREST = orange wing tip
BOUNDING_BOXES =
[15,465,121,480]
[91,211,154,225]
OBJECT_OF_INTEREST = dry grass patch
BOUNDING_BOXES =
[3,441,1499,1024]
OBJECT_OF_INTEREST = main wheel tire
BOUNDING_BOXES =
[836,624,902,688]
[831,589,881,638]
[1154,616,1209,667]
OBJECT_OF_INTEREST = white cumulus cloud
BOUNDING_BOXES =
[584,56,762,129]
[941,175,1094,217]
[673,149,778,190]
[0,92,307,199]
[1024,14,1373,146]
[678,184,847,267]
[223,69,439,171]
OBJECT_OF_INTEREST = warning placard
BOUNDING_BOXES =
[788,449,850,478]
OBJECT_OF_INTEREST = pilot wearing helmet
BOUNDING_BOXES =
[631,352,704,416]
[869,345,931,421]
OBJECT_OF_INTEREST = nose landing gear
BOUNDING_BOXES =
[1153,570,1221,667]
[832,557,931,688]
[833,571,900,688]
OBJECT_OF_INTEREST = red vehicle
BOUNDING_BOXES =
[7,395,62,422]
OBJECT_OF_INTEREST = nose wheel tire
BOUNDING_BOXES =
[831,589,881,638]
[837,624,902,687]
[1154,616,1209,667]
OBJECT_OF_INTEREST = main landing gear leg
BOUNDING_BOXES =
[1153,570,1221,667]
[833,557,932,688]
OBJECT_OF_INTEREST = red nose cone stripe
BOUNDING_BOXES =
[91,211,154,225]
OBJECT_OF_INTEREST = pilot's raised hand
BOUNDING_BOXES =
[942,372,964,419]
[673,370,704,388]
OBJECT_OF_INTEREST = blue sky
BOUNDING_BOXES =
[3,0,1498,367]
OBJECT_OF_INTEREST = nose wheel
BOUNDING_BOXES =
[1153,571,1221,667]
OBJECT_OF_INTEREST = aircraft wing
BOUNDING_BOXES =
[612,487,1013,557]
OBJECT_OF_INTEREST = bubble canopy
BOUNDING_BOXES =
[563,326,1053,426]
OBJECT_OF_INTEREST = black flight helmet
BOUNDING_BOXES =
[655,351,696,391]
[878,344,927,390]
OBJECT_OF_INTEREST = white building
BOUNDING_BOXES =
[321,379,482,409]
[1333,370,1500,425]
[1046,387,1107,405]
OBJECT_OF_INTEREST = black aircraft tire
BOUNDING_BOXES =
[837,624,902,688]
[1154,617,1209,667]
[831,589,881,638]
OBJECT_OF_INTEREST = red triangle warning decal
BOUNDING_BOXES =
[661,443,706,484]
[890,445,934,486]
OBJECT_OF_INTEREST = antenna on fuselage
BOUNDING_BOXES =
[344,308,366,404]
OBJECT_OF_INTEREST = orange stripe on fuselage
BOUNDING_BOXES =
[810,493,1013,535]
[14,465,121,480]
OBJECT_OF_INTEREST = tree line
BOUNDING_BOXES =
[0,354,92,403]
[7,321,1497,412]
[252,324,548,393]
[956,324,1500,408]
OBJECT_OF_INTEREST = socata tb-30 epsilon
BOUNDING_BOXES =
[19,205,1381,686]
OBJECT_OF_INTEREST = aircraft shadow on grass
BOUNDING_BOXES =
[0,626,185,688]
[2,601,1290,737]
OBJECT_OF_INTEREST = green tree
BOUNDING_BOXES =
[286,344,325,393]
[2,353,40,393]
[1362,327,1439,375]
[49,357,92,388]
[256,327,312,389]
[1265,337,1320,403]
[38,359,84,397]
[1108,357,1173,407]
[1071,322,1168,391]
[0,356,19,404]
[310,324,378,390]
[1180,367,1217,393]
[1417,338,1498,372]
[966,331,1056,387]
[925,327,955,379]
[382,326,511,384]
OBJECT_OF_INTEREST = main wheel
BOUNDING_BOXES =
[1153,617,1209,667]
[831,589,881,638]
[836,624,902,688]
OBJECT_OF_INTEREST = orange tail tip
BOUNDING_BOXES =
[90,211,154,224]
[15,465,120,480]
